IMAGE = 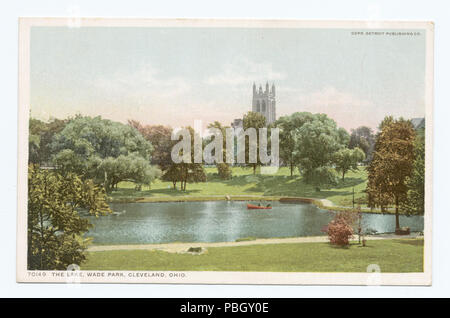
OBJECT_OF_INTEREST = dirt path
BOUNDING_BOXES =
[319,199,334,207]
[88,233,422,254]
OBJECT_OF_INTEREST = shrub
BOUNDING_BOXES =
[187,247,202,253]
[304,166,337,189]
[326,211,356,246]
[217,163,232,180]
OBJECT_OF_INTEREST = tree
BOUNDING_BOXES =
[401,127,425,215]
[305,166,338,190]
[128,120,173,168]
[206,121,232,179]
[162,126,206,191]
[337,127,351,148]
[349,126,375,163]
[51,115,152,164]
[27,165,111,270]
[217,162,232,180]
[333,148,365,181]
[293,113,349,186]
[242,111,266,174]
[161,163,182,189]
[272,112,314,177]
[29,118,46,164]
[51,116,156,192]
[366,117,416,230]
[29,117,67,165]
[180,162,207,191]
[53,149,85,177]
[96,154,161,192]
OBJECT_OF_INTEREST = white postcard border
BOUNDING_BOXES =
[17,18,434,285]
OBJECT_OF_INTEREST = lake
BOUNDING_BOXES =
[86,201,424,244]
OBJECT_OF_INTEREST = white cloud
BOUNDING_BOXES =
[80,64,245,128]
[91,64,191,104]
[298,86,373,111]
[205,59,285,87]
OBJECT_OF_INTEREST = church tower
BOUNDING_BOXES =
[252,82,276,124]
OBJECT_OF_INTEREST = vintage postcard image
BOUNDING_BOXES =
[17,19,433,285]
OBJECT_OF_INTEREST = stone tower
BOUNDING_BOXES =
[252,82,276,124]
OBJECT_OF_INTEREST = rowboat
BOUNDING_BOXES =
[247,203,272,210]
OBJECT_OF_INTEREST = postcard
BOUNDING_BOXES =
[17,18,433,285]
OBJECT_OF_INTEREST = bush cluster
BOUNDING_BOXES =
[326,211,357,246]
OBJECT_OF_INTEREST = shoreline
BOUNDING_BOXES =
[87,233,423,253]
[108,195,405,215]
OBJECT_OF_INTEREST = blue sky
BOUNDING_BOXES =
[30,26,426,131]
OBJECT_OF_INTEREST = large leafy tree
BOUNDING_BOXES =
[51,116,156,192]
[27,165,111,270]
[162,127,206,191]
[349,126,375,163]
[272,112,314,177]
[128,120,173,169]
[94,154,161,192]
[366,117,416,229]
[242,111,266,174]
[293,113,349,185]
[52,115,152,163]
[333,148,365,181]
[401,127,425,215]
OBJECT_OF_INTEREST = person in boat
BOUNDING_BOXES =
[266,203,271,208]
[257,202,261,207]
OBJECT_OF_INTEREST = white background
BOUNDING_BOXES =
[1,0,449,298]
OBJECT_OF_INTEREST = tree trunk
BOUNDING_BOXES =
[290,162,293,177]
[342,171,345,181]
[253,165,256,175]
[395,195,400,230]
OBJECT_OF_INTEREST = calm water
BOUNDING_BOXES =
[86,201,424,244]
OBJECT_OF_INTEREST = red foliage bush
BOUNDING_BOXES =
[327,211,355,246]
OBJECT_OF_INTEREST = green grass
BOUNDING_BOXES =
[83,239,423,273]
[109,166,370,209]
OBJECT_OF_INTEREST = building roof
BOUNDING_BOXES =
[411,118,425,130]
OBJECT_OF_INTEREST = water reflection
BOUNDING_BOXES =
[86,201,424,244]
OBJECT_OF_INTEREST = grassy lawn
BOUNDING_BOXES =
[83,239,423,272]
[110,166,369,208]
